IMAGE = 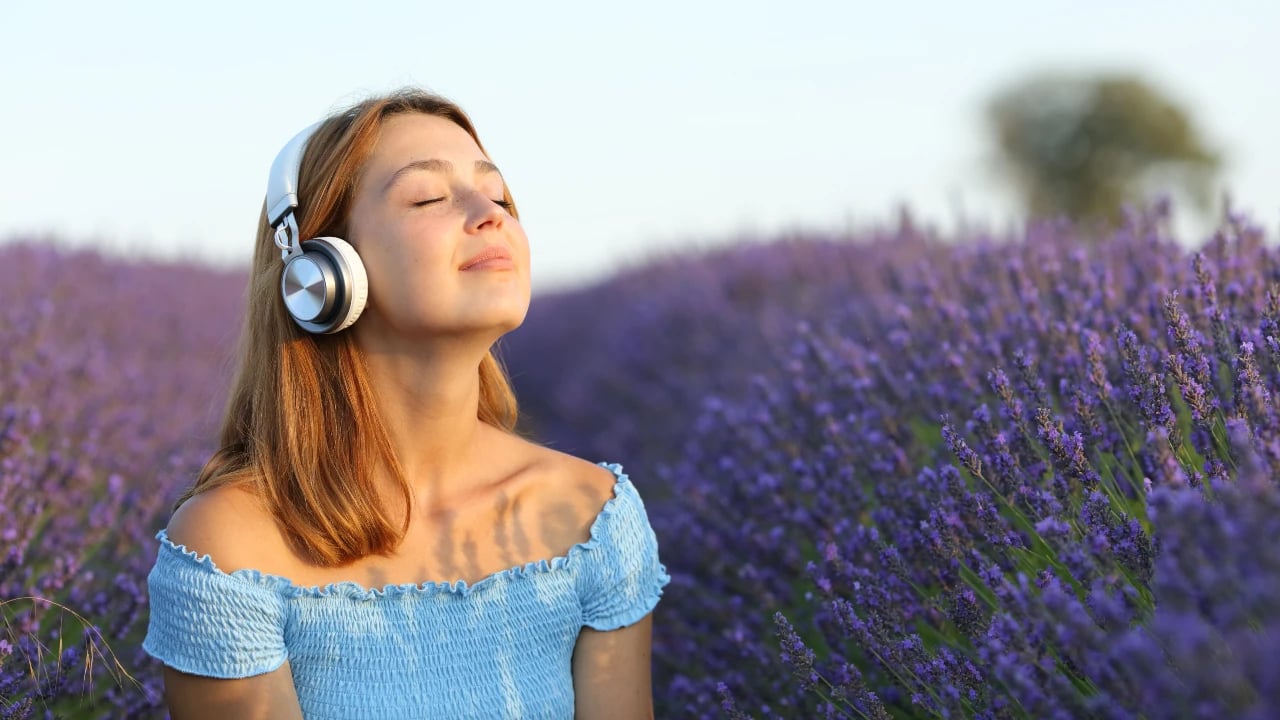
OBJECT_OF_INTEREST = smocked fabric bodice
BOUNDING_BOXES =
[143,462,669,719]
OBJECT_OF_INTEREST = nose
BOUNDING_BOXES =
[463,188,506,234]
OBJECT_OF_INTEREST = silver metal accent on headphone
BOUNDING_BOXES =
[273,212,302,261]
[282,251,336,323]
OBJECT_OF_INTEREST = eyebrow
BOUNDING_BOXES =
[382,158,502,194]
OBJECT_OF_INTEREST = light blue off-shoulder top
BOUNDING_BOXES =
[143,462,670,719]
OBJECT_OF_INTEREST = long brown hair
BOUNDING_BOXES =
[181,88,523,566]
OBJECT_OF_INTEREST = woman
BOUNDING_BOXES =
[142,88,670,719]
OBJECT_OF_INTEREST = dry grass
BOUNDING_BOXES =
[1,596,147,715]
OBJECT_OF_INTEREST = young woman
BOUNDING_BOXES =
[142,88,669,719]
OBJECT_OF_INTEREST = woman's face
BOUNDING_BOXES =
[347,112,531,344]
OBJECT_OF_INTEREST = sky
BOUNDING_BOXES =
[3,1,1277,294]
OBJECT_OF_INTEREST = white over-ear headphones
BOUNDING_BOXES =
[265,121,369,334]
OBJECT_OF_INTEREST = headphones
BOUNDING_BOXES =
[265,121,369,334]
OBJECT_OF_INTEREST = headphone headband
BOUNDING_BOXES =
[266,120,323,229]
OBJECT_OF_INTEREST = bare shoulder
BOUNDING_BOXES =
[525,445,622,523]
[565,451,622,499]
[164,481,283,574]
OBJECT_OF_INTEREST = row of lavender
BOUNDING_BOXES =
[505,203,1280,718]
[0,244,243,717]
[4,200,1278,716]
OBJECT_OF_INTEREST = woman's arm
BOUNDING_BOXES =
[572,613,655,720]
[163,663,304,720]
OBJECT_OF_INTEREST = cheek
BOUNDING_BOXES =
[362,218,446,270]
[510,223,532,260]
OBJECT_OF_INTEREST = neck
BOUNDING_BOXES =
[356,331,497,509]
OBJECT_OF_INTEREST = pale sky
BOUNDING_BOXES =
[3,1,1277,293]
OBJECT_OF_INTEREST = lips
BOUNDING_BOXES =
[459,246,514,271]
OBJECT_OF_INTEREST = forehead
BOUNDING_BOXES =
[363,113,486,177]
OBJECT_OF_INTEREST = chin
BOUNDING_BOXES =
[466,302,531,335]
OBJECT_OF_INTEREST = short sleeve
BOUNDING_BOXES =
[143,530,289,678]
[575,466,672,631]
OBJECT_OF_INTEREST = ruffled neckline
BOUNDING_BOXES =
[155,461,633,600]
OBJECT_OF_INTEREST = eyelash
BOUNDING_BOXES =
[413,197,513,210]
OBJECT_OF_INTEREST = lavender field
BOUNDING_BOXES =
[4,202,1280,718]
[0,246,245,716]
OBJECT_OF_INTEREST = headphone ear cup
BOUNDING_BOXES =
[281,236,368,334]
[314,236,368,333]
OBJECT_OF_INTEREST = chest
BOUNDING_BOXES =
[280,486,593,590]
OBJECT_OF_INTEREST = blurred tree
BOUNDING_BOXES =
[986,72,1221,227]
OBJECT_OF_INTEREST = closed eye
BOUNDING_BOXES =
[413,197,511,210]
